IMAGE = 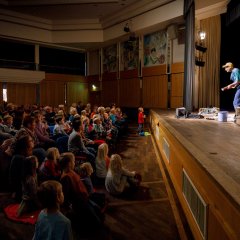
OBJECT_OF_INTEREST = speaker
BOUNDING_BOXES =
[167,24,177,40]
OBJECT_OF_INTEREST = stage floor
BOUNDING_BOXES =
[151,109,240,207]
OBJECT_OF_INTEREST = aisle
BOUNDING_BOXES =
[103,123,193,240]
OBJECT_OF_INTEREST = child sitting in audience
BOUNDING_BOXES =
[9,135,35,202]
[17,155,41,217]
[38,147,61,182]
[33,180,72,240]
[78,162,108,213]
[105,154,141,196]
[95,143,110,185]
[2,114,17,136]
[78,162,95,194]
[53,115,68,139]
[59,152,104,230]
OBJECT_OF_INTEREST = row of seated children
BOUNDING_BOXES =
[6,131,141,239]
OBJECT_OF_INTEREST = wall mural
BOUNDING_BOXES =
[103,45,117,73]
[120,37,139,71]
[144,30,167,67]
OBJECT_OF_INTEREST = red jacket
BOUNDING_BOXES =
[138,112,144,124]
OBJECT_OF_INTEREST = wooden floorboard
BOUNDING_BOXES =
[0,122,194,240]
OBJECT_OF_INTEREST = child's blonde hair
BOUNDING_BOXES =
[109,154,123,176]
[79,162,93,177]
[46,147,60,162]
[97,143,108,162]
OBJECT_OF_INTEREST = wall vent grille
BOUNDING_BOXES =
[182,169,208,240]
[162,137,170,162]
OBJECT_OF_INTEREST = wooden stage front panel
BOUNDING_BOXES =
[150,109,240,240]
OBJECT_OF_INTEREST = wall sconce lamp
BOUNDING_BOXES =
[195,30,207,67]
[199,31,206,41]
[92,84,98,91]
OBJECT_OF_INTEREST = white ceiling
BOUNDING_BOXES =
[0,0,227,51]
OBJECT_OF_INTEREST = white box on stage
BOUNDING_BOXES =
[176,107,186,118]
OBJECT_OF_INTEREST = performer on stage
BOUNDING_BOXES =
[221,62,240,110]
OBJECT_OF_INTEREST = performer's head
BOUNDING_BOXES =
[222,62,233,72]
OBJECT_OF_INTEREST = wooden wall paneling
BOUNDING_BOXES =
[142,64,166,77]
[87,75,101,106]
[45,73,87,83]
[120,69,138,79]
[67,82,89,107]
[40,80,65,107]
[101,80,118,107]
[143,75,168,108]
[171,73,184,108]
[87,75,99,82]
[102,72,117,81]
[119,77,140,107]
[170,62,184,108]
[171,62,184,74]
[7,82,37,105]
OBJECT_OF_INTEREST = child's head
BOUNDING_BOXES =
[3,114,13,125]
[22,155,38,178]
[46,147,60,164]
[138,107,143,112]
[97,143,108,161]
[38,180,64,210]
[72,118,81,131]
[78,162,93,177]
[14,135,34,156]
[93,116,101,125]
[109,154,123,175]
[59,152,75,171]
[55,115,63,124]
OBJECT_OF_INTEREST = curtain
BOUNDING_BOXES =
[183,0,195,111]
[197,16,221,108]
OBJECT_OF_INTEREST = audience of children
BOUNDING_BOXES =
[0,101,142,239]
[33,180,72,240]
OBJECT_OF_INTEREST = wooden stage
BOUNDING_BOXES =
[149,109,240,240]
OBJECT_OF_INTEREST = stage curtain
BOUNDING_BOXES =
[197,15,221,108]
[183,0,195,111]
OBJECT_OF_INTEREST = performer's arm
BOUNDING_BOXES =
[221,81,239,91]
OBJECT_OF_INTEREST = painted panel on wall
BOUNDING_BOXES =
[103,45,117,73]
[144,31,167,67]
[120,38,139,71]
